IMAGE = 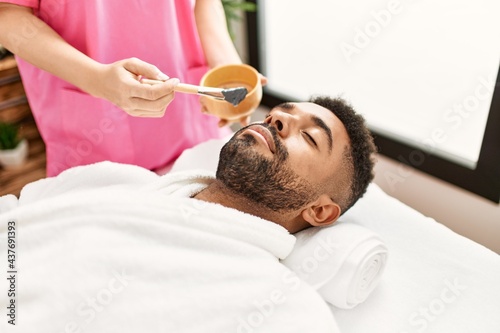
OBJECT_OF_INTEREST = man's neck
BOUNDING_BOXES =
[193,180,288,228]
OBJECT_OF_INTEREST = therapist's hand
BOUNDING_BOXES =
[91,58,179,117]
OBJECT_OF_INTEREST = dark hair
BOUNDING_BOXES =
[310,96,376,214]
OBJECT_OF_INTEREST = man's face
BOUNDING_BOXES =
[216,102,350,212]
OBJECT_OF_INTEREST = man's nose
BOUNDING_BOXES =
[265,112,291,138]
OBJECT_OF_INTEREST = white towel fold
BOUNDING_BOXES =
[281,221,388,309]
[0,194,18,214]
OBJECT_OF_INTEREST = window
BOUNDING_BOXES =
[247,0,500,202]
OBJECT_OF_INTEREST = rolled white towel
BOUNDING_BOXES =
[281,221,388,309]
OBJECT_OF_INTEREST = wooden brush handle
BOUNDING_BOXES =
[174,83,199,94]
[141,78,197,92]
[175,83,223,94]
[140,78,223,95]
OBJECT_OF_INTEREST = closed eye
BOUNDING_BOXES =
[302,131,317,147]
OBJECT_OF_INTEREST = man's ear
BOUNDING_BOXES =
[301,194,341,227]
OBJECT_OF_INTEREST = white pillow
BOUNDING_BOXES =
[281,221,388,309]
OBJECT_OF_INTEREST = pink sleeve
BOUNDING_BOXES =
[0,0,39,9]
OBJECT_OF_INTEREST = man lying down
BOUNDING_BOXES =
[0,96,376,333]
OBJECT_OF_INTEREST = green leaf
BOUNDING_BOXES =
[222,0,257,41]
[0,122,20,150]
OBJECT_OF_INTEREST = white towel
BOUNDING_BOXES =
[281,221,388,309]
[0,194,17,214]
[0,161,341,333]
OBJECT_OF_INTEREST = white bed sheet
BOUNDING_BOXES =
[171,137,500,333]
[331,183,500,333]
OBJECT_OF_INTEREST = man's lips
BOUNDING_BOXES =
[244,125,276,154]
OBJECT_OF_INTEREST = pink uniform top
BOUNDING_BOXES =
[5,0,230,176]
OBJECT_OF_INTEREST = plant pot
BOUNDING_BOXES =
[0,139,29,168]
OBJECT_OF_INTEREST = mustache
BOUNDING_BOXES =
[238,122,287,156]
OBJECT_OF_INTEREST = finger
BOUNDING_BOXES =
[128,91,175,113]
[199,96,210,114]
[259,73,268,87]
[218,119,229,127]
[132,78,179,101]
[127,109,166,118]
[200,105,209,114]
[240,116,250,127]
[123,57,169,81]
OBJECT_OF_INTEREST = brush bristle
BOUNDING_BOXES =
[222,87,248,106]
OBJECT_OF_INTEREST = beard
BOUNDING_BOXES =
[216,123,317,211]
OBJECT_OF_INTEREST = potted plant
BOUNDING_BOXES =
[222,0,256,40]
[0,122,29,168]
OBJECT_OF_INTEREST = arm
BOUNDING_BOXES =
[195,0,268,126]
[195,0,262,126]
[0,3,178,117]
[194,0,242,68]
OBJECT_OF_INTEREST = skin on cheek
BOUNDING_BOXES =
[294,148,341,192]
[285,138,325,183]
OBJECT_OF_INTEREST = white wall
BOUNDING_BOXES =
[373,155,500,254]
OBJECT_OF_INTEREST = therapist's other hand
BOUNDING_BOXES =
[91,58,179,117]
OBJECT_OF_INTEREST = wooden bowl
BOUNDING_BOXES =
[200,64,262,120]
